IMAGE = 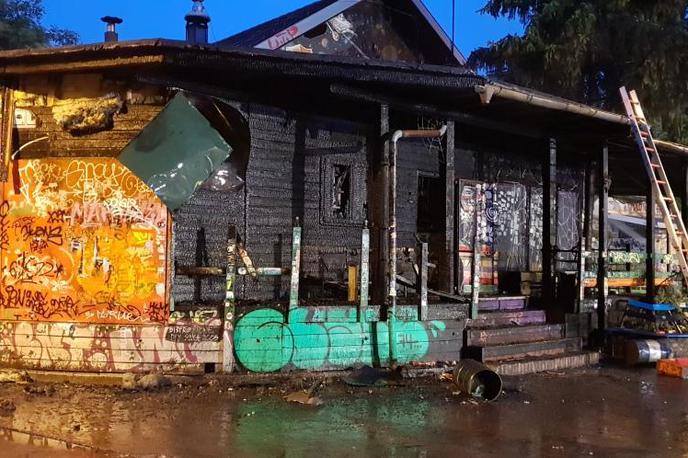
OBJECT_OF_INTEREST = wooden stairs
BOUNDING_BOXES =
[465,297,600,376]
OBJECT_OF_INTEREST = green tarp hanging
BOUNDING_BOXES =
[119,92,232,211]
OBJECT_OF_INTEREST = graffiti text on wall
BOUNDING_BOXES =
[0,159,170,324]
[0,321,220,373]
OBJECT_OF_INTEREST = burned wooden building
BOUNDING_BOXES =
[0,0,685,375]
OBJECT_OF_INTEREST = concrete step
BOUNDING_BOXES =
[490,351,600,376]
[466,324,563,346]
[465,337,582,362]
[468,310,546,329]
[478,296,527,312]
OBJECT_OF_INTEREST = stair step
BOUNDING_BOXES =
[489,351,600,376]
[478,296,526,312]
[466,324,563,346]
[466,338,582,362]
[467,310,546,328]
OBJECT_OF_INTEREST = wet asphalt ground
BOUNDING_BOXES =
[0,366,687,457]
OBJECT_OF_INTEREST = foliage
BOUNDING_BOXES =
[469,1,688,143]
[0,0,78,49]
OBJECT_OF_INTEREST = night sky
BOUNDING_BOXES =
[42,0,522,56]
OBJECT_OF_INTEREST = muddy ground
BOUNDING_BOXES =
[0,366,687,458]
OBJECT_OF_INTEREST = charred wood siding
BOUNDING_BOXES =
[243,106,369,300]
[17,104,163,158]
[396,139,440,247]
[172,188,246,304]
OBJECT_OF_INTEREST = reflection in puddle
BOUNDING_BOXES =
[0,426,99,456]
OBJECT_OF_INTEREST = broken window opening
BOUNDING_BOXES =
[320,155,365,227]
[331,164,351,220]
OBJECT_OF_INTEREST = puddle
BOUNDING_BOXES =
[0,368,686,457]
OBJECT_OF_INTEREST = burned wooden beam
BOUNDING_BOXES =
[418,242,429,321]
[330,83,543,139]
[597,143,609,330]
[646,181,656,302]
[442,121,456,294]
[289,219,302,313]
[359,225,370,322]
[542,138,557,308]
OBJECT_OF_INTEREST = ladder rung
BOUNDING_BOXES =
[657,180,667,184]
[664,197,674,201]
[651,163,661,168]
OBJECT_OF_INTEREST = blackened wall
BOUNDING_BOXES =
[396,139,442,247]
[173,104,371,302]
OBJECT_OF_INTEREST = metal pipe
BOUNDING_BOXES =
[387,125,447,367]
[475,83,630,126]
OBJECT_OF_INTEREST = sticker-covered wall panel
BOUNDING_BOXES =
[0,159,170,324]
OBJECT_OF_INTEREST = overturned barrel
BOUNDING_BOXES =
[453,359,503,401]
[625,339,672,365]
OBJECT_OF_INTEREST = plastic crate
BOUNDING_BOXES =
[657,358,688,379]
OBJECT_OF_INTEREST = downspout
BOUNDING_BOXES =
[388,126,447,367]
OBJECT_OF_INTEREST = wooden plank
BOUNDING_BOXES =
[492,352,600,376]
[419,242,428,320]
[466,338,581,362]
[466,324,563,346]
[359,227,370,322]
[289,223,302,312]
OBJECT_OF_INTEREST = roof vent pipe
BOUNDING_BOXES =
[101,16,123,43]
[186,0,211,45]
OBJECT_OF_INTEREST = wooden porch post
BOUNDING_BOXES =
[378,104,391,307]
[441,121,456,293]
[542,138,557,308]
[597,143,609,330]
[646,182,656,302]
[368,104,390,306]
[584,161,594,251]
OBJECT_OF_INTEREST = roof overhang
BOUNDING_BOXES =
[1,39,686,161]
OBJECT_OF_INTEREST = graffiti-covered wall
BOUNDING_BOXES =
[0,158,170,324]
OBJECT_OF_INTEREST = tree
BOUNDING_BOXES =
[469,1,688,143]
[0,0,78,49]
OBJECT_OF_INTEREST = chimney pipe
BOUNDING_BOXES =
[101,16,123,43]
[185,0,210,45]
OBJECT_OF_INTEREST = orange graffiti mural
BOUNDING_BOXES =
[0,159,170,324]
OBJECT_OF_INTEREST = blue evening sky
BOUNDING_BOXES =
[42,0,523,56]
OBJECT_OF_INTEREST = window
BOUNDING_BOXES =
[320,156,365,226]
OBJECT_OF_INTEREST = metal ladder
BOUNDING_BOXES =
[620,87,688,285]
